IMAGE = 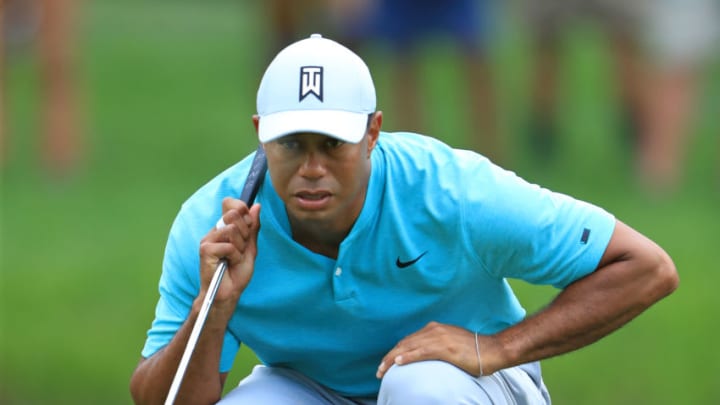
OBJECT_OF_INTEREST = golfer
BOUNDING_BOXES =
[130,34,678,404]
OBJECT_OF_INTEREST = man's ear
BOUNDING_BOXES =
[367,111,383,153]
[252,114,260,132]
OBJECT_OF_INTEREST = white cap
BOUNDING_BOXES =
[256,33,376,144]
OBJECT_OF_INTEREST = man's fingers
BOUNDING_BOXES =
[376,322,478,379]
[244,204,261,256]
[198,241,240,277]
[376,336,427,378]
[209,204,260,263]
[221,196,248,212]
[224,205,261,290]
[226,204,261,253]
[376,345,433,379]
[214,207,257,244]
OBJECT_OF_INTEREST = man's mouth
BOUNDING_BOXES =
[295,191,332,209]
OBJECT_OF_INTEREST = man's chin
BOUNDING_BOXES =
[287,206,332,224]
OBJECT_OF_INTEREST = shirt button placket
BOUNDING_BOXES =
[333,265,353,302]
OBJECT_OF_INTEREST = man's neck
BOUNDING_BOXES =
[291,227,345,259]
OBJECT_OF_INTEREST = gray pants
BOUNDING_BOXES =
[218,360,551,404]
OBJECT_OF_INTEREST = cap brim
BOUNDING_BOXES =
[258,110,368,144]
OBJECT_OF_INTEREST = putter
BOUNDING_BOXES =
[165,145,267,405]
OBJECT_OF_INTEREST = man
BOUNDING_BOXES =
[130,34,678,404]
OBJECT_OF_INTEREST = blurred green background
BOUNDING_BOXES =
[2,1,719,403]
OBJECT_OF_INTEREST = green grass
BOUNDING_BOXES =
[2,1,719,403]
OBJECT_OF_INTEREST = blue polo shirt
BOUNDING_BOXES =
[142,132,615,397]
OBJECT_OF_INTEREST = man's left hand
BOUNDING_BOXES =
[376,322,483,379]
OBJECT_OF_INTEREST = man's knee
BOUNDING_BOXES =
[218,366,329,404]
[378,360,550,405]
[378,360,488,404]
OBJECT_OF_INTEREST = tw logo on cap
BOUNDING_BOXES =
[299,66,323,102]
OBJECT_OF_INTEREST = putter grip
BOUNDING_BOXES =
[239,146,267,205]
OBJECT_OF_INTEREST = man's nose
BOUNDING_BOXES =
[298,150,326,179]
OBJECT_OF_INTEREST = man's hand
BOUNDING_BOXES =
[376,322,499,379]
[198,197,261,317]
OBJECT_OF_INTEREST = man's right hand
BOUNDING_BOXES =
[198,197,261,318]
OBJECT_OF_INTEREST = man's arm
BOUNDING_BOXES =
[377,219,679,377]
[130,200,261,405]
[483,219,678,373]
[129,300,230,405]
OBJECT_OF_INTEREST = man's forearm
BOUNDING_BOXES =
[130,298,230,405]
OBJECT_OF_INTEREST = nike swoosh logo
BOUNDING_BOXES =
[396,251,428,268]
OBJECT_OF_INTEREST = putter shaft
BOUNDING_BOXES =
[164,260,227,405]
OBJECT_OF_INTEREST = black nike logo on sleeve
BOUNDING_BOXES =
[395,251,428,268]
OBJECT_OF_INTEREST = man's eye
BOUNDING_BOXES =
[326,138,345,148]
[279,139,299,150]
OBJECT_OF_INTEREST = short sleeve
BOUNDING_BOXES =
[466,163,616,289]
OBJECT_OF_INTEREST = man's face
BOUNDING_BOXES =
[261,123,379,234]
